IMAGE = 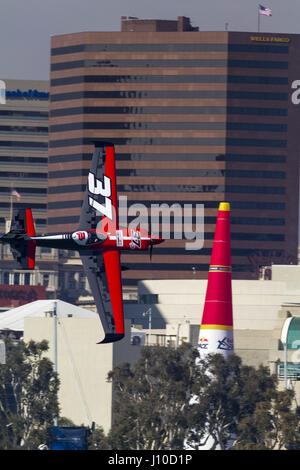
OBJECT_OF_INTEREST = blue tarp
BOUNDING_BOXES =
[50,426,87,450]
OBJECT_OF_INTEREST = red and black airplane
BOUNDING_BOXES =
[0,142,164,344]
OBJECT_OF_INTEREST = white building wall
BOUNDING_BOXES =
[24,318,140,432]
[130,277,300,331]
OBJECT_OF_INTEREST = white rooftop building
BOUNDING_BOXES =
[0,299,98,331]
[125,265,300,332]
[0,300,141,431]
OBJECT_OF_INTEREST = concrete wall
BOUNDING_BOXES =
[125,278,300,331]
[234,330,272,368]
[127,274,300,405]
[24,318,141,432]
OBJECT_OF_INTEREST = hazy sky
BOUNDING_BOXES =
[1,0,300,81]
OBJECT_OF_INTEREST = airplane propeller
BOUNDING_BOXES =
[149,242,153,262]
[149,236,164,261]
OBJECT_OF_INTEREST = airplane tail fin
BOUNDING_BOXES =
[10,208,36,237]
[1,208,36,269]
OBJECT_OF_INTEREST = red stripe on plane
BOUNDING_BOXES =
[103,249,124,335]
[26,209,36,269]
[28,241,36,269]
[26,209,36,237]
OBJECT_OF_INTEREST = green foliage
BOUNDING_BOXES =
[234,388,300,450]
[106,346,300,450]
[186,353,300,450]
[2,337,298,450]
[0,338,60,449]
[107,343,198,450]
[187,353,243,449]
[87,424,109,450]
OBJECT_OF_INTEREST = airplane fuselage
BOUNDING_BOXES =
[30,228,163,252]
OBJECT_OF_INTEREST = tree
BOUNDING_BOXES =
[234,388,300,450]
[107,343,198,450]
[0,338,60,449]
[186,353,247,449]
[186,353,300,450]
[107,345,300,451]
[87,424,108,450]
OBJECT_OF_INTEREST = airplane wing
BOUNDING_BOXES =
[78,142,124,343]
[80,249,124,343]
[77,141,118,233]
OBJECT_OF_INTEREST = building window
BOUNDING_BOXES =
[79,273,86,290]
[41,247,52,254]
[51,43,229,54]
[51,58,228,71]
[139,294,159,304]
[43,274,49,287]
[67,273,76,289]
[58,272,65,290]
[228,59,288,69]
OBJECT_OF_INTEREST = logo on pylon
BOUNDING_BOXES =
[198,337,209,349]
[217,336,233,351]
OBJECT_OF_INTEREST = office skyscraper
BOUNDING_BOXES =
[48,17,300,288]
[0,79,56,293]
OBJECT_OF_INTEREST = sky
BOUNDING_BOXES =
[1,0,300,80]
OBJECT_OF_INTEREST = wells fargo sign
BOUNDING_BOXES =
[0,285,46,308]
[250,36,291,43]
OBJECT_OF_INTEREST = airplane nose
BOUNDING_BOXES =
[149,236,164,262]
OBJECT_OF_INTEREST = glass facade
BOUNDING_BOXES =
[50,105,287,117]
[0,80,49,245]
[48,29,299,283]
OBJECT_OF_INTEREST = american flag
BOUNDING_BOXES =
[11,189,21,200]
[259,5,272,16]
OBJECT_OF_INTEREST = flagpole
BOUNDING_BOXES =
[9,182,13,230]
[258,6,260,32]
[9,195,12,231]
